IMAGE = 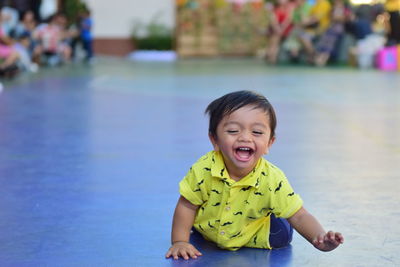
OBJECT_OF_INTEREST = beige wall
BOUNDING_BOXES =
[84,0,174,39]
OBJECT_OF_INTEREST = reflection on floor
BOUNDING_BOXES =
[0,58,399,266]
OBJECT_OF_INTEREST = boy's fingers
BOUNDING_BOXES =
[336,232,344,243]
[328,231,335,240]
[172,249,180,259]
[181,251,189,260]
[188,250,197,259]
[165,250,171,258]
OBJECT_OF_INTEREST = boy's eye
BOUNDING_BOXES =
[253,131,263,135]
[226,130,239,134]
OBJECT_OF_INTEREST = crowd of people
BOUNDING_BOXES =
[264,0,399,67]
[0,4,93,81]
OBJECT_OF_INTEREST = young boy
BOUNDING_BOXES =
[165,91,344,260]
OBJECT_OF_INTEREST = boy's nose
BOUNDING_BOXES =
[238,131,252,141]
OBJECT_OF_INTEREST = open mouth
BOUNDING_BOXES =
[235,147,254,161]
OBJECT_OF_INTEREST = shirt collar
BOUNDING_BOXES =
[210,150,262,188]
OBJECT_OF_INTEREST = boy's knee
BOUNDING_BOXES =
[269,214,293,248]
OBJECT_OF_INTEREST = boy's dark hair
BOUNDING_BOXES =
[205,90,277,140]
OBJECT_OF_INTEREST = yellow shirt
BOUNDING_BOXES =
[385,0,400,12]
[179,151,303,251]
[310,0,332,34]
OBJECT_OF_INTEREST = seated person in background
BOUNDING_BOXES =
[296,0,332,61]
[313,0,352,66]
[282,0,313,62]
[13,10,37,38]
[265,0,295,64]
[32,13,72,64]
[0,5,19,36]
[0,12,20,76]
[12,10,39,64]
[13,32,39,73]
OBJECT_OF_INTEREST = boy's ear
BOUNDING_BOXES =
[209,133,220,151]
[265,136,276,154]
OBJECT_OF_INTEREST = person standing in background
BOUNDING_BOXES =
[385,0,400,45]
[79,7,93,63]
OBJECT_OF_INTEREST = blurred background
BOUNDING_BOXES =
[0,0,398,74]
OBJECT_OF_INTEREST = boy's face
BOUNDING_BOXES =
[209,105,275,180]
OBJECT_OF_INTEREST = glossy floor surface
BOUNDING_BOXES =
[0,58,399,266]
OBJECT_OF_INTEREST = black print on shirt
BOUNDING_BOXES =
[212,155,215,163]
[199,224,204,231]
[248,216,257,220]
[221,221,233,226]
[211,189,221,194]
[253,235,258,245]
[275,181,283,193]
[212,202,221,206]
[234,211,243,215]
[230,231,241,238]
[254,192,264,196]
[193,188,201,192]
[208,221,215,228]
[221,178,230,186]
[244,200,250,205]
[261,171,266,176]
[204,167,211,171]
[240,186,252,192]
[220,168,225,177]
[288,192,295,196]
[255,178,260,187]
[197,179,204,186]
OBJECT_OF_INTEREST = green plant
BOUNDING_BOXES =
[132,16,174,51]
[63,0,87,24]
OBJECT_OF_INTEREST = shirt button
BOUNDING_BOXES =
[220,231,225,235]
[225,206,231,211]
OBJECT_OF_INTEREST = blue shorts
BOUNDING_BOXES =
[269,214,293,248]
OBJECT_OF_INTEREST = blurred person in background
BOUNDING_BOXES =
[296,0,332,62]
[33,13,72,65]
[313,0,351,66]
[384,0,400,45]
[265,0,295,64]
[1,1,19,36]
[79,7,93,63]
[282,0,312,62]
[0,11,20,77]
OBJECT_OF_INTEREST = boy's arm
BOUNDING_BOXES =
[166,196,202,260]
[288,207,344,251]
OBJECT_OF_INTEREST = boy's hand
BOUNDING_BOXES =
[165,241,202,260]
[312,231,344,251]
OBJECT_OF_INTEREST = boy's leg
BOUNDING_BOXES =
[269,214,293,248]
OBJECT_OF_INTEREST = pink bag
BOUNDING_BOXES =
[376,46,398,71]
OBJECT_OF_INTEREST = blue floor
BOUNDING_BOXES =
[0,58,399,266]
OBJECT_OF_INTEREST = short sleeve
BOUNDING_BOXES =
[269,169,303,219]
[179,168,204,206]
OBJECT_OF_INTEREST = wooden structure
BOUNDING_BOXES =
[176,0,268,57]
